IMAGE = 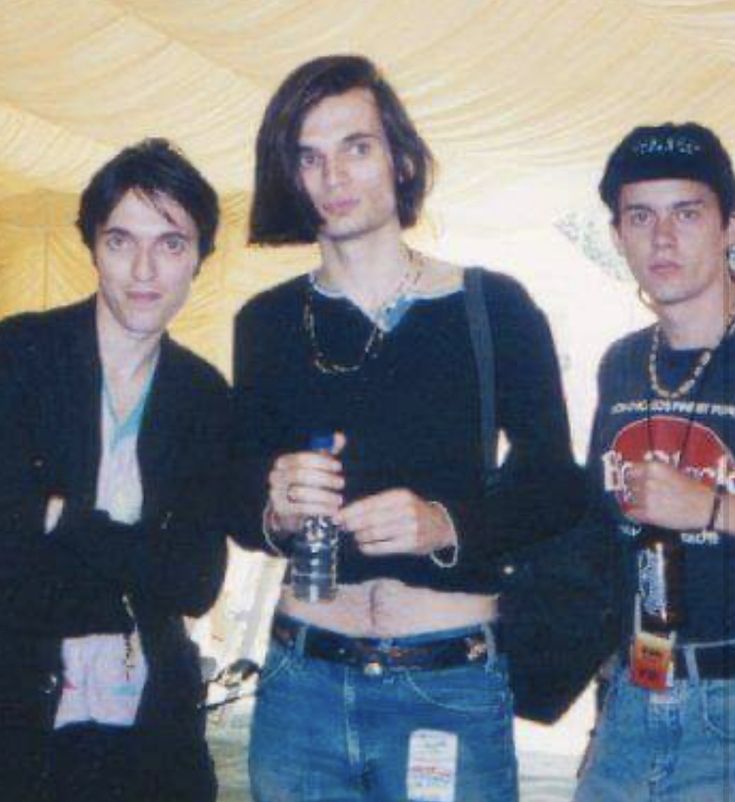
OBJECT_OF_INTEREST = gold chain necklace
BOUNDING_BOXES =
[304,256,421,376]
[648,312,735,399]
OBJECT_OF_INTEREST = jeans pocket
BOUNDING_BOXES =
[255,641,295,695]
[701,680,735,742]
[599,668,624,724]
[403,661,512,715]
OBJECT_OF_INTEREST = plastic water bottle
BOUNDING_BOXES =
[290,433,339,603]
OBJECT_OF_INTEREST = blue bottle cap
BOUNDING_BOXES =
[309,432,335,451]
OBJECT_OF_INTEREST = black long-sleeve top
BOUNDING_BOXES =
[231,269,585,594]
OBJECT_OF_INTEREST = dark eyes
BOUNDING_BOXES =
[162,235,187,254]
[348,140,371,156]
[298,151,321,169]
[298,140,373,170]
[626,208,700,227]
[106,232,129,249]
[628,210,651,226]
[103,233,188,255]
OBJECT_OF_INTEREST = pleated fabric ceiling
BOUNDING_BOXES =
[0,0,732,377]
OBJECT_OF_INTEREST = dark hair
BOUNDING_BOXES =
[600,122,735,226]
[249,54,434,245]
[77,138,219,262]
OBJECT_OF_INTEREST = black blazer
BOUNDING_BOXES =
[0,297,229,734]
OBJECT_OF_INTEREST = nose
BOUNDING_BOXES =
[131,246,156,282]
[652,214,676,247]
[322,153,347,188]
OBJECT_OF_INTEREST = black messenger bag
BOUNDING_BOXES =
[463,267,617,724]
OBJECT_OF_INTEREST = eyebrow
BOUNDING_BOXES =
[297,131,382,150]
[100,225,192,240]
[621,199,706,213]
[671,199,706,210]
[342,132,380,143]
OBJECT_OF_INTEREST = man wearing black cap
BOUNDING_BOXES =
[575,122,735,800]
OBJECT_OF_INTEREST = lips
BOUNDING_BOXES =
[322,198,359,216]
[649,261,681,276]
[126,290,161,304]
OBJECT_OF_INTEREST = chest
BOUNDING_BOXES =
[21,349,193,511]
[267,299,482,464]
[595,346,735,544]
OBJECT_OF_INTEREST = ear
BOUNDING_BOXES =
[395,155,414,185]
[726,212,735,250]
[609,221,625,257]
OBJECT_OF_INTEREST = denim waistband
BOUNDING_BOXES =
[271,613,499,674]
[624,636,735,682]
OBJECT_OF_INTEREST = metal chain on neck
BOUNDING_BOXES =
[304,248,422,375]
[648,312,735,400]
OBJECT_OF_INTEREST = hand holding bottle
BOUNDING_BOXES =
[266,432,346,535]
[289,433,343,603]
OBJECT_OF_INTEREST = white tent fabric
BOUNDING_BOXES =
[1,0,731,361]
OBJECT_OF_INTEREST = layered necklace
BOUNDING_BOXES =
[644,306,735,485]
[648,310,735,400]
[304,249,422,375]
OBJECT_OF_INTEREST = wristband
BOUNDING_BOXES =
[705,486,726,533]
[262,502,287,557]
[428,501,459,568]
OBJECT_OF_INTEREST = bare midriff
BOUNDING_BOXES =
[279,579,498,638]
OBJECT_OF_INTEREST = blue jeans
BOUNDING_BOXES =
[575,663,735,802]
[248,621,518,802]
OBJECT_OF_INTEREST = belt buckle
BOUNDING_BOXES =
[467,636,489,663]
[364,658,384,677]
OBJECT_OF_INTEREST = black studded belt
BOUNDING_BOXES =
[271,614,497,675]
[673,641,735,680]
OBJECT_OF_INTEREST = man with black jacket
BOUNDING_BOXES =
[0,139,229,802]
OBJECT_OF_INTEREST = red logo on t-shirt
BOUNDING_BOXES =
[602,416,735,516]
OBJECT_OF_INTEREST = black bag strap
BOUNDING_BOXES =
[463,267,497,474]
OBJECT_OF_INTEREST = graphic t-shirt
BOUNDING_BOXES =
[590,326,735,644]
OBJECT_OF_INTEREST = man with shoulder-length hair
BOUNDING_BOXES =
[0,138,229,802]
[232,54,585,802]
[575,122,735,801]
